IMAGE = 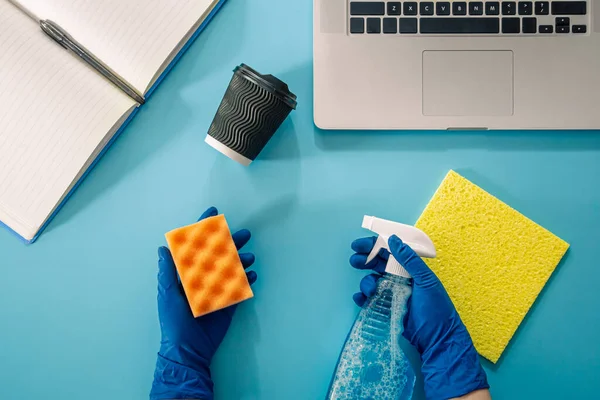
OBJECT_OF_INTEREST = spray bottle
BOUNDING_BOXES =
[326,216,436,400]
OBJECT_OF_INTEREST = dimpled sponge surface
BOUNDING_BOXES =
[165,215,253,317]
[415,170,569,363]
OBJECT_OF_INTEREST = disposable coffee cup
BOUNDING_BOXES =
[205,64,297,166]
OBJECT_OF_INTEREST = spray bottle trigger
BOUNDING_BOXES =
[366,235,391,264]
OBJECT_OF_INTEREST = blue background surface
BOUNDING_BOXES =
[1,1,600,399]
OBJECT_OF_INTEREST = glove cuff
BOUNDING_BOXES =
[150,354,214,400]
[421,331,489,400]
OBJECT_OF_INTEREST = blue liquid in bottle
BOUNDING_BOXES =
[326,274,415,400]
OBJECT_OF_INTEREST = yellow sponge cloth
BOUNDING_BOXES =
[415,170,569,363]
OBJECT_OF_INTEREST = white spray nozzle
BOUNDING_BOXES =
[362,215,436,278]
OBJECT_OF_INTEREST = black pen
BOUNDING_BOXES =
[40,20,145,105]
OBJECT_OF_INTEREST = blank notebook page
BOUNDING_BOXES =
[0,1,136,240]
[16,0,217,93]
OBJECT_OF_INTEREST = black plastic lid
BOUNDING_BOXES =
[234,64,297,109]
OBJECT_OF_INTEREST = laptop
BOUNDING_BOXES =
[314,0,600,129]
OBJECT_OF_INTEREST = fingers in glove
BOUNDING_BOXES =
[246,270,258,285]
[351,237,390,259]
[239,253,255,269]
[351,237,389,271]
[232,229,251,250]
[350,253,388,273]
[359,273,380,298]
[198,206,219,221]
[158,246,179,293]
[352,237,376,254]
[389,235,438,287]
[353,292,368,307]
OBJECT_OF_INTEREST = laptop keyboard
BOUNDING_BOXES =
[349,1,588,34]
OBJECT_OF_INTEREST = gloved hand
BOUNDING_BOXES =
[150,207,257,400]
[350,235,489,400]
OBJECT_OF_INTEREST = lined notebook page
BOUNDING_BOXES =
[0,1,136,241]
[16,0,217,94]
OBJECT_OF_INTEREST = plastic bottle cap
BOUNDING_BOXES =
[385,255,412,278]
[378,234,411,278]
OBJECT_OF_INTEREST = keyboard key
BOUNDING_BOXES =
[453,2,467,15]
[556,25,570,33]
[486,2,500,15]
[350,17,365,33]
[421,2,434,15]
[523,17,537,32]
[518,1,533,14]
[470,2,484,15]
[573,24,587,33]
[437,2,451,15]
[383,17,398,33]
[366,17,381,33]
[539,24,553,33]
[399,17,418,33]
[556,16,570,25]
[502,17,520,32]
[404,2,418,15]
[350,2,385,15]
[535,1,549,14]
[551,1,586,15]
[502,2,516,14]
[420,17,500,33]
[387,2,402,15]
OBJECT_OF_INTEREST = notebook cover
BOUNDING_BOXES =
[13,0,227,244]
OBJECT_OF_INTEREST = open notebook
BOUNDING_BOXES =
[0,0,225,243]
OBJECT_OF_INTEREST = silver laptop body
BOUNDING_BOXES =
[314,0,600,129]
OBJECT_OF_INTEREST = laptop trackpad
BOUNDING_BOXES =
[422,51,514,116]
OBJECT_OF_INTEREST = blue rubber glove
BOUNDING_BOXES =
[150,207,257,400]
[350,235,489,400]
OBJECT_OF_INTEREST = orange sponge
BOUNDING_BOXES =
[165,214,253,317]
